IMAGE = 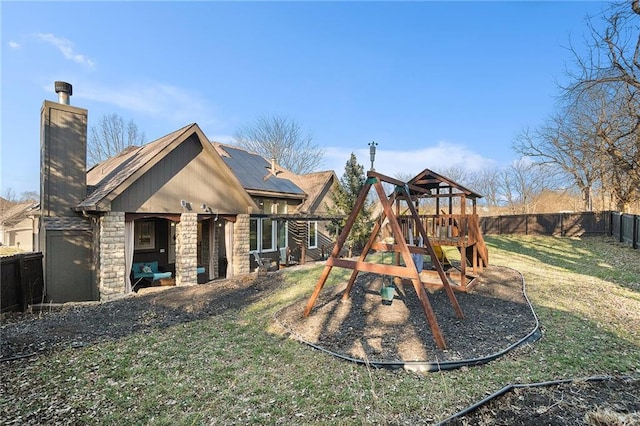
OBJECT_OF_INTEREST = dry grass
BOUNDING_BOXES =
[1,235,638,424]
[0,246,24,257]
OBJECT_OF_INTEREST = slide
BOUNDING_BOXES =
[432,244,451,267]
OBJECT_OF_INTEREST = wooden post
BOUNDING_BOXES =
[303,172,467,350]
[303,180,374,317]
[399,185,464,320]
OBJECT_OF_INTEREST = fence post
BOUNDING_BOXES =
[620,213,625,243]
[608,211,613,236]
[634,215,638,250]
[17,254,28,312]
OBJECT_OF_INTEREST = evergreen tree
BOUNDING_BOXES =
[326,153,372,256]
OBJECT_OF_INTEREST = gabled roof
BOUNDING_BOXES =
[280,170,337,214]
[213,143,306,199]
[81,124,194,209]
[408,168,483,199]
[79,124,257,212]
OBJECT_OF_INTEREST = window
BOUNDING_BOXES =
[308,221,318,249]
[278,221,288,249]
[261,218,274,251]
[134,220,155,250]
[250,217,276,253]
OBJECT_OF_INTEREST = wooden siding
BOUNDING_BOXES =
[111,135,252,214]
[44,229,95,302]
[40,101,87,218]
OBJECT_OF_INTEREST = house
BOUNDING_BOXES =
[213,143,339,269]
[0,200,39,251]
[38,81,338,303]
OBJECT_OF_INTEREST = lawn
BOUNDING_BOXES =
[1,235,638,424]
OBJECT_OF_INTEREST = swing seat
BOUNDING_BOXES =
[380,285,395,305]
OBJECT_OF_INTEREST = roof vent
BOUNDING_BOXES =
[54,81,73,105]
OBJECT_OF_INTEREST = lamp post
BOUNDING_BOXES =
[368,141,378,171]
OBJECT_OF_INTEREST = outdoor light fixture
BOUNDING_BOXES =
[369,141,378,171]
[201,203,218,221]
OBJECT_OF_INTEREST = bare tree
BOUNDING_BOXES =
[513,108,603,212]
[233,114,324,174]
[570,1,640,210]
[498,160,555,214]
[515,2,640,212]
[469,168,501,209]
[2,187,17,203]
[18,191,38,202]
[566,2,640,96]
[88,113,145,166]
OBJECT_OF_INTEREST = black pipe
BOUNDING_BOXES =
[435,375,628,425]
[275,266,541,372]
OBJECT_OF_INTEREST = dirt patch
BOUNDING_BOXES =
[275,265,537,364]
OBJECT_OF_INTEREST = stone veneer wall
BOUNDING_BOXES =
[98,211,125,301]
[233,214,250,276]
[176,212,198,286]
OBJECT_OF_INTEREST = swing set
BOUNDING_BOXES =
[303,171,467,350]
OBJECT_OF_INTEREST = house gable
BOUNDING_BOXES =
[82,124,257,214]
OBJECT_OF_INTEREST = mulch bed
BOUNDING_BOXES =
[0,273,279,360]
[274,265,538,365]
[444,376,640,425]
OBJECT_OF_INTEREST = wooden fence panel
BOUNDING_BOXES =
[0,252,44,313]
[480,211,637,249]
[501,214,528,234]
[1,258,20,312]
[562,212,609,236]
[529,214,561,235]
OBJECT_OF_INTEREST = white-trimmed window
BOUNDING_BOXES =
[308,221,318,249]
[250,218,277,253]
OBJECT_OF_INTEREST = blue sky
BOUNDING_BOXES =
[1,1,608,196]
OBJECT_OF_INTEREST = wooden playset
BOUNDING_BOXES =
[303,169,488,349]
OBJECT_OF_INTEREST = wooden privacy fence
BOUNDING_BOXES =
[480,211,639,250]
[1,252,44,313]
[611,212,640,249]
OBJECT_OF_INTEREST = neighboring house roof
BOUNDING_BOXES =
[0,202,39,227]
[213,143,306,199]
[80,124,257,213]
[408,168,483,199]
